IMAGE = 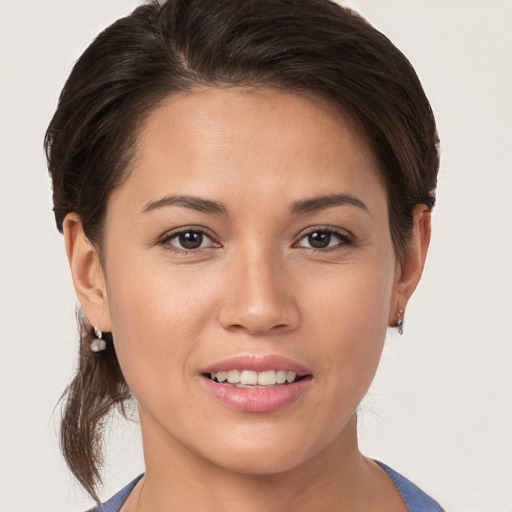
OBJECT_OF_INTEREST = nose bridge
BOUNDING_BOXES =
[217,240,300,335]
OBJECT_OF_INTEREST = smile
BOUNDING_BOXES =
[200,356,312,413]
[209,369,301,387]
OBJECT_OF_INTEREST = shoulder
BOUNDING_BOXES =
[85,474,143,512]
[376,461,445,512]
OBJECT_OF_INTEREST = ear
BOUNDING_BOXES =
[388,204,432,326]
[63,213,112,332]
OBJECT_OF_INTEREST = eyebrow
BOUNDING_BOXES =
[142,192,368,217]
[291,193,369,215]
[142,194,228,215]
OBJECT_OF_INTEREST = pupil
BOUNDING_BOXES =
[179,232,203,249]
[308,232,330,248]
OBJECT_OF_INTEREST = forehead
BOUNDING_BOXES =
[113,87,385,214]
[139,87,373,161]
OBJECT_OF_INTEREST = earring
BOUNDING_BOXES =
[396,307,404,335]
[90,325,107,353]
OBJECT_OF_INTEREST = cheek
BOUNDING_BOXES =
[307,259,393,338]
[104,259,216,396]
[306,259,394,391]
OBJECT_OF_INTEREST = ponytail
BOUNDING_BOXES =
[59,311,130,501]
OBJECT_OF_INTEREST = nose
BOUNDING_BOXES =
[216,246,301,336]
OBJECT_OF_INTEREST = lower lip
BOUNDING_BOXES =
[200,376,311,413]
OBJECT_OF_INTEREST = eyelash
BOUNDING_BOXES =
[158,227,219,254]
[158,226,354,254]
[293,226,354,252]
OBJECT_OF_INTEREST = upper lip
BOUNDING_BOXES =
[201,354,311,376]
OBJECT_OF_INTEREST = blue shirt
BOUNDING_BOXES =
[88,463,444,511]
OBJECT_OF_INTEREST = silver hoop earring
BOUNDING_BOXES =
[90,326,107,353]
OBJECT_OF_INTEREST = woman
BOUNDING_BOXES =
[45,0,442,510]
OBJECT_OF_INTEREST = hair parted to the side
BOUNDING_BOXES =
[45,0,439,501]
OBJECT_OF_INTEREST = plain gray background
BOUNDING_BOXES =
[0,1,511,510]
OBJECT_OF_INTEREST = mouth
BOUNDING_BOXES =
[205,369,308,388]
[200,355,312,412]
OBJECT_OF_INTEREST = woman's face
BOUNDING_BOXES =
[98,88,400,473]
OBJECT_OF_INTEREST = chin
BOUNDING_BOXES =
[192,425,330,477]
[209,448,310,476]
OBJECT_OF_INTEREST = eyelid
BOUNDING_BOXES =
[156,225,353,253]
[293,225,354,249]
[158,225,221,252]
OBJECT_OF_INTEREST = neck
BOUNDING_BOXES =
[124,413,400,512]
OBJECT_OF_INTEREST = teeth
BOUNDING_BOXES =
[210,369,301,386]
[240,370,258,385]
[276,370,287,384]
[257,370,276,386]
[227,370,240,383]
[216,371,227,383]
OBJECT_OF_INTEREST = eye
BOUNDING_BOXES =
[294,228,352,250]
[160,228,219,252]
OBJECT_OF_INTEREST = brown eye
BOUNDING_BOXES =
[162,229,216,251]
[308,231,331,249]
[295,228,352,250]
[177,231,204,249]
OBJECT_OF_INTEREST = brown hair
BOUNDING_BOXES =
[45,0,439,500]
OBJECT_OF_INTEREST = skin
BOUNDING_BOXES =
[64,88,431,511]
